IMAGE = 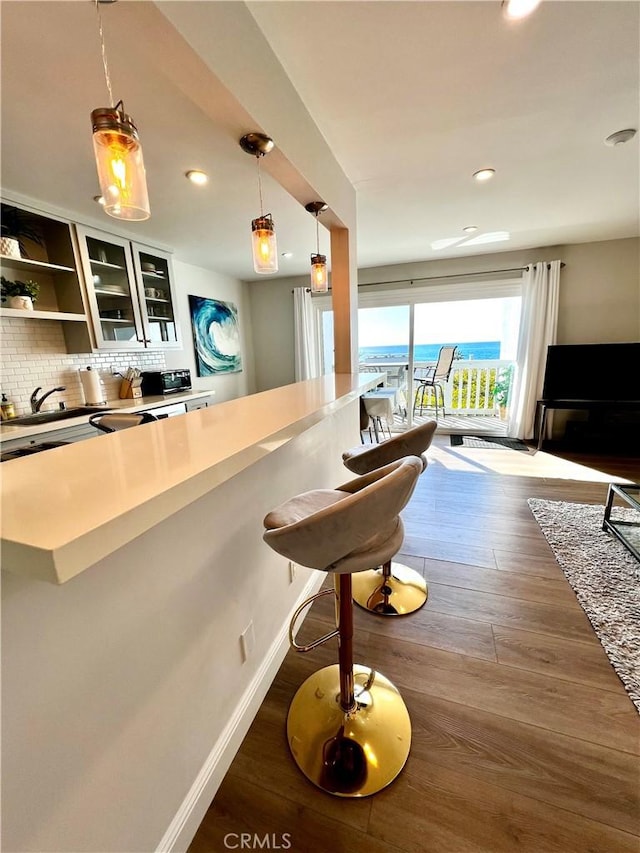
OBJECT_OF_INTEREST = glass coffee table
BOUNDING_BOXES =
[602,483,640,561]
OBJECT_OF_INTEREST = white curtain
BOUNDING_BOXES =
[508,260,561,440]
[293,287,319,380]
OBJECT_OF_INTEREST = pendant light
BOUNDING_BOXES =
[305,201,329,293]
[240,133,278,274]
[91,0,150,221]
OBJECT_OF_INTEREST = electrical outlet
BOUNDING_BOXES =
[289,561,297,583]
[240,621,254,663]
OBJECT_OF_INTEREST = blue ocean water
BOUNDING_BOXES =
[359,341,501,362]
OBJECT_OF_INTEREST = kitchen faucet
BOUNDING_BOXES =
[30,386,66,413]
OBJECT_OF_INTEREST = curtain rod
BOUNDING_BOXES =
[293,261,565,293]
[358,262,564,289]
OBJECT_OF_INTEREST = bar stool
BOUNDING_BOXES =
[342,420,437,616]
[263,457,422,797]
[88,411,158,433]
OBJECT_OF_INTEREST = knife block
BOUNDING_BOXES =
[119,378,143,400]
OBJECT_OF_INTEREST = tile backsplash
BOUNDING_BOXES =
[1,317,166,415]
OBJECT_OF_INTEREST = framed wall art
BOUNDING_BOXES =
[188,295,242,376]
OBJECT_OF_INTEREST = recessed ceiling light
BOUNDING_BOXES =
[185,170,208,185]
[463,225,478,233]
[502,0,541,21]
[281,252,293,259]
[93,195,106,206]
[604,128,637,147]
[473,169,495,182]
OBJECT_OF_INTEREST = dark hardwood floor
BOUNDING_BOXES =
[189,438,640,853]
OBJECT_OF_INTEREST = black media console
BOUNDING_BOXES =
[535,342,640,452]
[535,399,640,451]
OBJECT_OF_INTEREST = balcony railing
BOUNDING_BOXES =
[360,358,514,417]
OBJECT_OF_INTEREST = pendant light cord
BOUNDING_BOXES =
[256,155,265,216]
[315,213,320,254]
[95,0,115,108]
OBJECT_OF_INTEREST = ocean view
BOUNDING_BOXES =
[359,341,501,362]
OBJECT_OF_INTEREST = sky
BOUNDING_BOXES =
[358,297,521,347]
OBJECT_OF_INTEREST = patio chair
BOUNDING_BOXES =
[413,345,457,419]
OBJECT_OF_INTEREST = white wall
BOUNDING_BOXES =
[250,238,640,392]
[164,259,256,402]
[248,275,309,392]
[1,400,359,853]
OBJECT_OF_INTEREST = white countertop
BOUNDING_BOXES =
[0,374,378,584]
[0,389,214,443]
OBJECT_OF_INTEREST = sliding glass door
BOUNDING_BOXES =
[317,277,522,434]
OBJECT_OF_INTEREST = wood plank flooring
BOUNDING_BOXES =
[189,439,640,853]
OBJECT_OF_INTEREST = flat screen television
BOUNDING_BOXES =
[541,342,640,402]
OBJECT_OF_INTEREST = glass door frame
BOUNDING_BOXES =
[75,224,145,350]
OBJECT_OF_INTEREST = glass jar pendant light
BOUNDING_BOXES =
[91,0,150,221]
[305,201,329,293]
[240,133,278,274]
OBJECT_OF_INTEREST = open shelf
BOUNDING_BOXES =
[0,254,75,275]
[0,307,87,321]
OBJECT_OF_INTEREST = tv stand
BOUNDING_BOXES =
[535,399,640,451]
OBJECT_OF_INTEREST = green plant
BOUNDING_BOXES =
[493,364,513,407]
[1,276,39,302]
[1,205,45,256]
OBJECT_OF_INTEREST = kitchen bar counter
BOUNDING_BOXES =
[1,374,378,584]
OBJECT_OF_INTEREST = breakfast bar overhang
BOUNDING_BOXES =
[1,374,378,584]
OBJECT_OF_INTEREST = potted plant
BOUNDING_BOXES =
[493,364,513,420]
[1,276,40,310]
[1,205,45,259]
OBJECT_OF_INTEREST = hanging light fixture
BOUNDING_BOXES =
[305,201,329,293]
[239,132,278,274]
[90,0,150,221]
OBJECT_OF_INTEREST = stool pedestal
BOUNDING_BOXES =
[286,574,411,796]
[351,559,427,616]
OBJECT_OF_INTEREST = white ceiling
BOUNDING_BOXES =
[1,1,638,282]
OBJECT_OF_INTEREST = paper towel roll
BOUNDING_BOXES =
[80,368,105,405]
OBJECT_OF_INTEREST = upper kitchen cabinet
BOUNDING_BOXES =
[131,243,180,348]
[75,226,180,351]
[0,202,89,333]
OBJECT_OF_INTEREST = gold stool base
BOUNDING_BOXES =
[351,562,428,616]
[287,663,411,797]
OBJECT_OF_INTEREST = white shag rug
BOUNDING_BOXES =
[528,498,640,713]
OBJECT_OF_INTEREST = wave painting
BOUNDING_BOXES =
[188,295,242,376]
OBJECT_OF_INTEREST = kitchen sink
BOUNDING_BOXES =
[6,406,111,426]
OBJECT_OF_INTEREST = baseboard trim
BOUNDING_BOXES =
[155,570,325,853]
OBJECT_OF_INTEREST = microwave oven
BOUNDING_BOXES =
[141,369,192,396]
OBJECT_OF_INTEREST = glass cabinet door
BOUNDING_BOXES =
[131,243,181,349]
[75,226,144,349]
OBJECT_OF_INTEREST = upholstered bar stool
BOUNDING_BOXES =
[88,411,158,433]
[342,420,437,616]
[263,457,422,797]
